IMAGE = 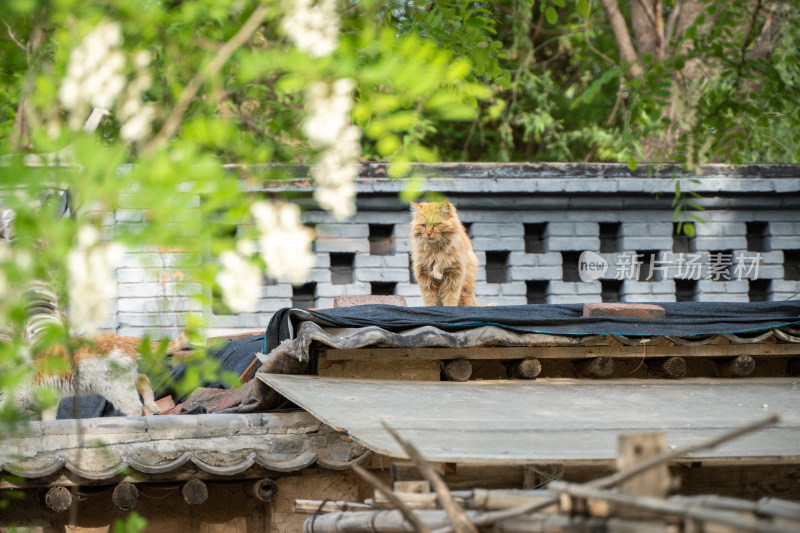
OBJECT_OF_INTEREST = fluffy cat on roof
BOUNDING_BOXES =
[410,200,478,306]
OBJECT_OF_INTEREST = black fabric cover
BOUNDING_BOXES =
[265,302,800,352]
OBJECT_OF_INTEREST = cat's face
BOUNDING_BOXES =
[411,201,457,242]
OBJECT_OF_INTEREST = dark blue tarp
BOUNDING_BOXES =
[265,302,800,353]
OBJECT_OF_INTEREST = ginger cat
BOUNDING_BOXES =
[17,332,187,420]
[410,200,478,306]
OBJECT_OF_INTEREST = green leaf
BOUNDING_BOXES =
[627,156,637,171]
[545,6,558,24]
[683,223,695,238]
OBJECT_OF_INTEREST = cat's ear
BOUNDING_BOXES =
[439,200,453,216]
[411,202,422,211]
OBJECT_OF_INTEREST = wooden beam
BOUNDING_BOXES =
[323,343,800,362]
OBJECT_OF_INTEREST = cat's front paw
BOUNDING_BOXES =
[144,402,161,415]
[431,268,444,280]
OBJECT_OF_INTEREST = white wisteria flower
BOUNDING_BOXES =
[251,201,315,284]
[216,250,261,313]
[281,0,339,57]
[59,21,127,130]
[67,225,123,336]
[302,79,355,147]
[302,80,362,220]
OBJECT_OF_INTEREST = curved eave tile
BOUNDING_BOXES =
[1,412,366,482]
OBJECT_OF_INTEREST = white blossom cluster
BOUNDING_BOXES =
[281,0,339,57]
[251,200,316,284]
[59,21,155,142]
[215,247,262,313]
[303,80,362,219]
[67,225,123,336]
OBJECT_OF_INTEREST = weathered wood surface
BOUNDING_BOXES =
[646,357,686,379]
[717,354,756,377]
[182,478,208,505]
[44,486,72,512]
[324,342,800,361]
[112,482,139,510]
[259,375,800,463]
[574,357,615,378]
[510,358,541,379]
[442,359,472,382]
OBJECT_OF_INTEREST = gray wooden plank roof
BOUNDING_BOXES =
[259,375,800,464]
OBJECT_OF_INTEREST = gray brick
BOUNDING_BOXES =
[497,281,527,296]
[770,280,800,292]
[575,281,601,295]
[117,297,202,313]
[767,237,800,250]
[262,284,293,298]
[546,236,601,251]
[621,224,650,237]
[314,254,331,268]
[116,269,146,283]
[470,223,524,237]
[758,251,784,265]
[695,292,749,302]
[696,280,749,294]
[625,293,675,303]
[509,251,562,267]
[755,265,784,279]
[315,237,370,253]
[117,282,202,298]
[550,293,601,304]
[255,298,291,312]
[355,268,409,283]
[354,253,410,268]
[303,268,332,283]
[766,222,798,236]
[620,236,674,251]
[316,282,371,298]
[774,179,800,193]
[509,266,562,280]
[115,209,145,223]
[118,312,188,328]
[471,237,524,251]
[547,281,578,295]
[545,223,574,237]
[491,296,527,305]
[691,236,748,251]
[475,283,501,296]
[573,223,599,237]
[315,297,335,308]
[207,314,266,328]
[315,223,369,239]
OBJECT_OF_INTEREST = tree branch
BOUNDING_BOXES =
[600,0,644,77]
[145,4,268,154]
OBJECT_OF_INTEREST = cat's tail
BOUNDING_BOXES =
[166,331,189,354]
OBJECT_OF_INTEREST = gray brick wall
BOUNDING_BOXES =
[111,163,800,337]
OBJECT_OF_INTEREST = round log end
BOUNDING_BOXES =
[718,354,755,378]
[45,486,73,513]
[647,356,686,379]
[112,482,139,511]
[575,357,615,378]
[512,358,542,379]
[253,478,278,502]
[443,359,472,382]
[182,478,209,506]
